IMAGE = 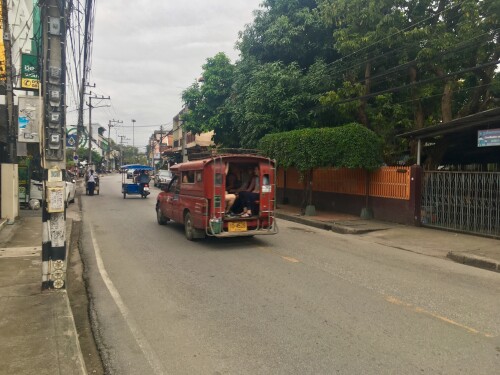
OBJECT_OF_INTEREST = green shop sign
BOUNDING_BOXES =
[21,54,39,90]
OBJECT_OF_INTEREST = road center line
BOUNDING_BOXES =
[257,246,301,263]
[281,256,300,263]
[90,225,166,375]
[385,295,494,337]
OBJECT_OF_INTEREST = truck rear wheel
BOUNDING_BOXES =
[184,212,194,240]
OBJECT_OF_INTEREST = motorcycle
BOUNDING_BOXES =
[140,182,150,198]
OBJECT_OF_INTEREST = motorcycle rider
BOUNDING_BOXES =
[137,170,150,195]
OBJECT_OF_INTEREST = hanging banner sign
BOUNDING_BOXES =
[18,96,41,143]
[21,54,40,90]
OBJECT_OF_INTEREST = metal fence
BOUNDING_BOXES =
[422,171,500,238]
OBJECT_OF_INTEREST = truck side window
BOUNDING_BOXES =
[196,171,203,183]
[262,174,271,193]
[168,177,178,192]
[182,171,195,184]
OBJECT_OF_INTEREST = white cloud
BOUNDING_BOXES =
[70,0,261,150]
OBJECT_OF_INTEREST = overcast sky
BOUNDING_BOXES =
[80,0,262,151]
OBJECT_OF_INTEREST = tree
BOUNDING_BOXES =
[120,145,140,165]
[316,0,499,163]
[181,53,237,147]
[237,0,337,68]
[231,61,308,148]
[69,148,103,166]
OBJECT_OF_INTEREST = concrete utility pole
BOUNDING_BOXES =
[41,0,68,290]
[108,119,122,169]
[87,93,110,165]
[75,0,94,161]
[159,125,164,166]
[131,119,136,156]
[1,0,16,162]
[118,135,127,166]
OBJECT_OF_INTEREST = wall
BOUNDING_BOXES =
[277,166,422,225]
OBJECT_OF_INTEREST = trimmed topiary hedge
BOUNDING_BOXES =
[259,123,383,171]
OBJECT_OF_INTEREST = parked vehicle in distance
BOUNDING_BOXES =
[65,172,76,205]
[156,153,278,240]
[126,168,136,179]
[30,179,43,202]
[30,171,76,207]
[154,169,173,187]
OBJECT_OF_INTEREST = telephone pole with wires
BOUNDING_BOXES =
[86,92,110,165]
[40,0,68,290]
[75,0,95,161]
[108,119,122,170]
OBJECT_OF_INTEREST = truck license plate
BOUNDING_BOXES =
[228,221,247,232]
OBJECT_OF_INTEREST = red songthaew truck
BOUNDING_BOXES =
[155,154,278,240]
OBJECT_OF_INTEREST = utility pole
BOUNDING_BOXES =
[108,119,122,170]
[40,0,68,290]
[118,135,127,166]
[86,93,110,165]
[159,125,163,167]
[75,0,94,161]
[131,119,136,160]
[75,82,94,158]
[1,0,16,162]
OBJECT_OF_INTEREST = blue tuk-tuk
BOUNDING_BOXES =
[120,164,154,199]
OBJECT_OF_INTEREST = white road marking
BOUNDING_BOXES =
[90,225,166,375]
[0,246,41,258]
[64,290,89,375]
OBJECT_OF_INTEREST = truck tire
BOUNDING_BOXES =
[156,206,168,225]
[184,212,194,241]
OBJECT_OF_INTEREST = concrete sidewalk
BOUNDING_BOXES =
[276,205,500,273]
[0,209,87,374]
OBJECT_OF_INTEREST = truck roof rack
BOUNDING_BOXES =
[189,148,264,160]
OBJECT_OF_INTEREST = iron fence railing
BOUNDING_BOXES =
[422,171,500,238]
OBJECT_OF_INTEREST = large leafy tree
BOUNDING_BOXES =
[180,0,498,164]
[237,0,338,68]
[181,53,237,147]
[317,0,499,122]
[316,0,499,162]
[231,61,309,148]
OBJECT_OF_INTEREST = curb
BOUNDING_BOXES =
[275,212,375,235]
[447,251,500,273]
[0,219,8,232]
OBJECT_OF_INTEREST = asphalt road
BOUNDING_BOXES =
[80,173,500,375]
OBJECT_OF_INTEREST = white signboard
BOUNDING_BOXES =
[18,96,40,143]
[47,188,64,213]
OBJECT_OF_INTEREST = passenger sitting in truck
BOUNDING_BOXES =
[239,166,260,217]
[225,163,238,216]
[182,171,195,183]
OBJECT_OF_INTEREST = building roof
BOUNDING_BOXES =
[399,107,500,165]
[398,107,500,139]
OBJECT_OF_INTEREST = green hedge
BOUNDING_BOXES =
[259,123,383,171]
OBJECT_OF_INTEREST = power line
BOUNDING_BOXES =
[330,59,500,106]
